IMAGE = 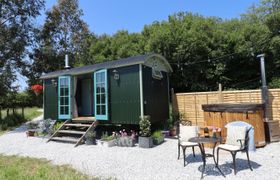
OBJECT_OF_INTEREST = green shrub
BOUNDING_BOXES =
[0,123,8,131]
[85,130,96,139]
[152,130,164,145]
[152,130,163,139]
[139,115,151,137]
[53,122,64,131]
[101,132,115,141]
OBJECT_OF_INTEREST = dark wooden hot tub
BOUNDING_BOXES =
[202,103,266,147]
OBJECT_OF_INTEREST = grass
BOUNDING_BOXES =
[0,107,43,135]
[0,155,99,180]
[0,107,42,120]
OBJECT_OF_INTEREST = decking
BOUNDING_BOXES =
[47,117,98,147]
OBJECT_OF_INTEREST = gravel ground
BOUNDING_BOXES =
[0,120,280,180]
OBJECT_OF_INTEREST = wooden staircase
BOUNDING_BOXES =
[47,118,98,147]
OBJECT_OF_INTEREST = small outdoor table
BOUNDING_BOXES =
[189,137,225,179]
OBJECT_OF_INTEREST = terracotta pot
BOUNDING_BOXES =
[169,128,177,137]
[26,130,35,137]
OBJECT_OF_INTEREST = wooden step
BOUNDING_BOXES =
[47,119,99,147]
[51,137,79,143]
[71,120,95,123]
[72,117,96,121]
[64,123,91,127]
[58,130,85,135]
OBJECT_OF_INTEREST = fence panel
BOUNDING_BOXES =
[172,89,280,131]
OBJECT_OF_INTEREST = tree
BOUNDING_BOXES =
[0,0,44,107]
[27,0,90,83]
[88,31,145,64]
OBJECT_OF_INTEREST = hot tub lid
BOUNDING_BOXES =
[202,103,264,112]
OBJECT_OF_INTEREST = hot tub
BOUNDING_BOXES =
[202,103,266,147]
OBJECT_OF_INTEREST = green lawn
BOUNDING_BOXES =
[0,107,43,135]
[0,155,99,180]
[0,107,43,120]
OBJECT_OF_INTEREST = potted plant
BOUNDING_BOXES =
[115,129,137,147]
[98,132,116,147]
[26,122,37,137]
[138,115,153,148]
[152,130,164,145]
[85,130,96,145]
[169,112,182,137]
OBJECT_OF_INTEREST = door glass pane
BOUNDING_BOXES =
[96,73,101,83]
[101,105,106,115]
[64,97,68,105]
[60,107,64,115]
[101,72,105,82]
[97,86,100,93]
[65,88,69,96]
[101,94,105,104]
[97,95,100,104]
[65,107,69,115]
[60,97,64,105]
[97,106,100,114]
[60,88,64,96]
[101,83,105,93]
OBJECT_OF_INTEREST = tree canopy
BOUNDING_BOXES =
[0,0,44,108]
[2,0,280,110]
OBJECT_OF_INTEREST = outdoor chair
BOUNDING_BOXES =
[216,125,253,175]
[177,122,199,166]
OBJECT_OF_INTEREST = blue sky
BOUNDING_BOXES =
[18,0,260,90]
[42,0,260,35]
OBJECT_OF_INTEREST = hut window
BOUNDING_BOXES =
[152,61,163,79]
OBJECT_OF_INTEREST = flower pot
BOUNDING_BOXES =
[139,136,153,148]
[97,140,116,147]
[169,128,177,137]
[26,130,35,137]
[85,139,95,145]
[116,137,135,147]
[153,136,164,145]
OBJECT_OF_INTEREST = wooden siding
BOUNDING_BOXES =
[204,110,266,147]
[44,79,58,120]
[109,65,141,124]
[142,66,169,124]
[172,89,280,132]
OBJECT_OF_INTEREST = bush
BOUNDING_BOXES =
[0,123,8,131]
[1,113,25,129]
[152,130,164,145]
[85,130,96,139]
[53,122,64,131]
[152,130,164,139]
[269,77,280,88]
[139,115,151,137]
[101,132,115,141]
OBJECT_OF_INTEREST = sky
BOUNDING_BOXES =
[17,0,260,91]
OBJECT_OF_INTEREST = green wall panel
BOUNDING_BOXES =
[109,65,141,124]
[142,66,169,124]
[44,79,58,120]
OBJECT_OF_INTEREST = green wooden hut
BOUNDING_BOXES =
[41,54,172,126]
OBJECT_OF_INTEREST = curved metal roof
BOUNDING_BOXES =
[40,53,172,79]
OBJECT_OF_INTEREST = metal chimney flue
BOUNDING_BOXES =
[257,54,269,122]
[64,54,70,69]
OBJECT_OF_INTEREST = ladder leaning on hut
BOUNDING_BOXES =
[47,117,98,147]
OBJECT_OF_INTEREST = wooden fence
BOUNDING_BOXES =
[172,88,280,128]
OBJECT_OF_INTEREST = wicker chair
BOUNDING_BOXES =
[216,126,253,175]
[177,122,199,166]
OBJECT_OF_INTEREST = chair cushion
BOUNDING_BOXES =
[180,141,198,146]
[218,144,241,151]
[226,126,247,148]
[179,125,199,142]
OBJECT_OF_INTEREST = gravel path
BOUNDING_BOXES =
[0,120,280,180]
